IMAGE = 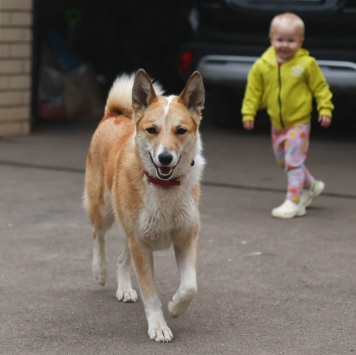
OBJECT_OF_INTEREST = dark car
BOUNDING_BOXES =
[177,0,356,127]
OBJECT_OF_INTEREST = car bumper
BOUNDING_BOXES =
[197,54,356,91]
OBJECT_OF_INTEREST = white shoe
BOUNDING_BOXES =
[271,199,306,219]
[300,180,325,208]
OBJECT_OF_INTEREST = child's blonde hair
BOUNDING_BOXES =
[270,12,305,37]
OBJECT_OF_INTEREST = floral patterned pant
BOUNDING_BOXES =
[272,123,315,204]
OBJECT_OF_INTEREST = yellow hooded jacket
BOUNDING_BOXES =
[242,46,334,129]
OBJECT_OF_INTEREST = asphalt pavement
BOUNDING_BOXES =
[0,118,355,355]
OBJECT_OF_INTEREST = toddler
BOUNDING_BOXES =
[241,12,334,218]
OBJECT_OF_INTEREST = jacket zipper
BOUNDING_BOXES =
[277,65,285,129]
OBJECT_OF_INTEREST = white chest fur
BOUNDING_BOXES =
[137,185,198,250]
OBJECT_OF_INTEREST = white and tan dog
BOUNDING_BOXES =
[83,69,205,342]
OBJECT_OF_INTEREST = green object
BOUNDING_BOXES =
[65,9,82,28]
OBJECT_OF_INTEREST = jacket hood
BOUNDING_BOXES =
[261,46,310,65]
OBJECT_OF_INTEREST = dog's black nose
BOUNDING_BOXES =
[158,152,173,166]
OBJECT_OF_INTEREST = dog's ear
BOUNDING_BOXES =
[132,69,157,117]
[179,71,205,120]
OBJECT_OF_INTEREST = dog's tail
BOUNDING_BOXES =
[104,72,164,118]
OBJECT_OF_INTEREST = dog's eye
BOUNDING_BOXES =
[146,127,158,135]
[176,128,187,135]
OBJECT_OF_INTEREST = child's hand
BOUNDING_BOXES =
[243,121,254,131]
[318,116,331,128]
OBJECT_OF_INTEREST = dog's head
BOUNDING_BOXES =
[132,69,205,181]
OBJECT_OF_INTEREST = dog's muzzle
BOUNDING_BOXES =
[149,152,180,180]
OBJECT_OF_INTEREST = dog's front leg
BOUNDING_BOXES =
[168,236,198,318]
[129,239,173,342]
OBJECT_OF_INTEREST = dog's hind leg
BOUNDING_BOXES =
[168,236,198,318]
[84,185,114,287]
[116,239,137,303]
[92,223,111,286]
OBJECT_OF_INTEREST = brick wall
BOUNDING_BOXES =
[0,0,32,136]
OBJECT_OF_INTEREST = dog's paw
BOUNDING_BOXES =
[116,289,138,303]
[168,288,196,318]
[148,325,173,343]
[168,299,189,318]
[92,261,108,286]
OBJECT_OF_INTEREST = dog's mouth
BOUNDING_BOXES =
[149,153,180,180]
[157,166,174,179]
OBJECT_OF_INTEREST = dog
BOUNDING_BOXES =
[83,69,205,342]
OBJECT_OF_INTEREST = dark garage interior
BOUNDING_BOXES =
[32,0,194,123]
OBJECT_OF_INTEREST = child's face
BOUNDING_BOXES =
[270,26,304,62]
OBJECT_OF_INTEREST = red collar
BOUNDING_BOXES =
[143,171,181,187]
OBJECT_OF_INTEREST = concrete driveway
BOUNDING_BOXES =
[0,120,355,354]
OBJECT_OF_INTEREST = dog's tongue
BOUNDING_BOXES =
[159,167,171,175]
